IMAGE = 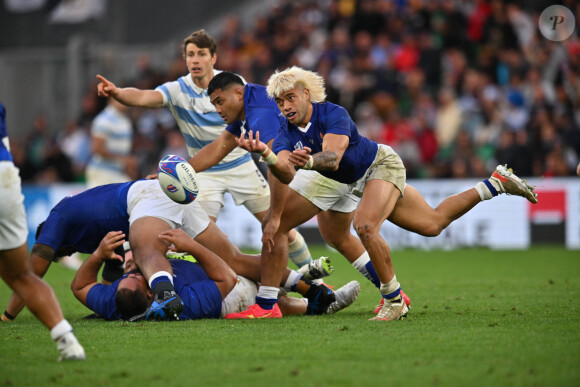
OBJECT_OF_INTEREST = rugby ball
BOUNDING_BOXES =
[158,155,199,204]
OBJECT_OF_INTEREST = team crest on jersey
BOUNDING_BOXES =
[294,141,304,150]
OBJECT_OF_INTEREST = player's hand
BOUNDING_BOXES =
[289,146,312,168]
[159,229,196,253]
[145,173,158,180]
[235,130,267,154]
[94,231,125,262]
[96,74,118,98]
[261,209,280,252]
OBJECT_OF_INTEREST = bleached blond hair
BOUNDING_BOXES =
[266,66,326,103]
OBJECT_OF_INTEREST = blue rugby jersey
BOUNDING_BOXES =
[35,182,135,254]
[225,83,284,145]
[86,259,222,320]
[272,102,378,184]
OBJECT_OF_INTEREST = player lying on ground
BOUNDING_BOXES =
[233,66,538,321]
[71,229,360,320]
[4,179,339,320]
[96,29,314,272]
[0,102,84,361]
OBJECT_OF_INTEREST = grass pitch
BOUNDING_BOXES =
[1,246,578,386]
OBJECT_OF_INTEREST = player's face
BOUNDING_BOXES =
[210,86,244,124]
[118,272,148,293]
[184,43,216,85]
[274,86,312,127]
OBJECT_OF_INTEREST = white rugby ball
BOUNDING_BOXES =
[158,155,199,204]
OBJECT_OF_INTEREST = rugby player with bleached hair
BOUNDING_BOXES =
[232,66,537,321]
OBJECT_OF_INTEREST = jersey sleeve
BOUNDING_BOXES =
[86,283,121,320]
[155,81,176,108]
[324,105,352,137]
[271,125,292,154]
[35,213,67,251]
[225,121,243,137]
[246,108,283,144]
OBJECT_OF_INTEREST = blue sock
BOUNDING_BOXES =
[365,261,381,288]
[255,296,277,310]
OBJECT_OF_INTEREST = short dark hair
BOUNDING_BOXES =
[207,71,244,96]
[115,287,149,320]
[182,29,217,57]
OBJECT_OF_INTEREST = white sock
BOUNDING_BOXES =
[288,231,312,268]
[256,286,280,300]
[475,178,503,201]
[283,270,302,292]
[50,319,73,341]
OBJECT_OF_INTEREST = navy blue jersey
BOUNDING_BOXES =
[272,102,378,184]
[225,83,284,144]
[86,259,222,320]
[0,103,13,162]
[35,182,134,254]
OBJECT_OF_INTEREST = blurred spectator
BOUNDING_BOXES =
[85,98,137,188]
[18,0,580,182]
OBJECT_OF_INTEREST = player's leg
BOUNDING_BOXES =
[130,216,183,319]
[3,251,52,321]
[388,184,481,237]
[354,179,408,321]
[226,190,333,318]
[0,244,85,360]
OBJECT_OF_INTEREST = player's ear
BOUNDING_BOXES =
[303,88,310,101]
[233,85,244,100]
[211,53,217,65]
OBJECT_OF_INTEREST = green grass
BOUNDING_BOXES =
[1,246,579,386]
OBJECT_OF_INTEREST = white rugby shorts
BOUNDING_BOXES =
[0,162,28,249]
[220,275,259,317]
[127,180,210,238]
[195,160,270,218]
[289,170,359,213]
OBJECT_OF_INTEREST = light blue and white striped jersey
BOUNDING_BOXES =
[156,70,251,172]
[87,104,133,173]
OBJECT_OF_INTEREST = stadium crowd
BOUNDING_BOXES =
[11,0,580,183]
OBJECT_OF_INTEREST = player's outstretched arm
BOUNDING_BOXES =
[189,130,237,173]
[158,229,237,299]
[289,133,348,172]
[71,231,125,305]
[96,75,164,109]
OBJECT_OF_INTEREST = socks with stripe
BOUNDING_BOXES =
[380,275,402,302]
[149,271,174,299]
[352,252,380,288]
[288,230,313,268]
[475,179,502,201]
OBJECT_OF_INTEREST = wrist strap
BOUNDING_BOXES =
[303,155,314,170]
